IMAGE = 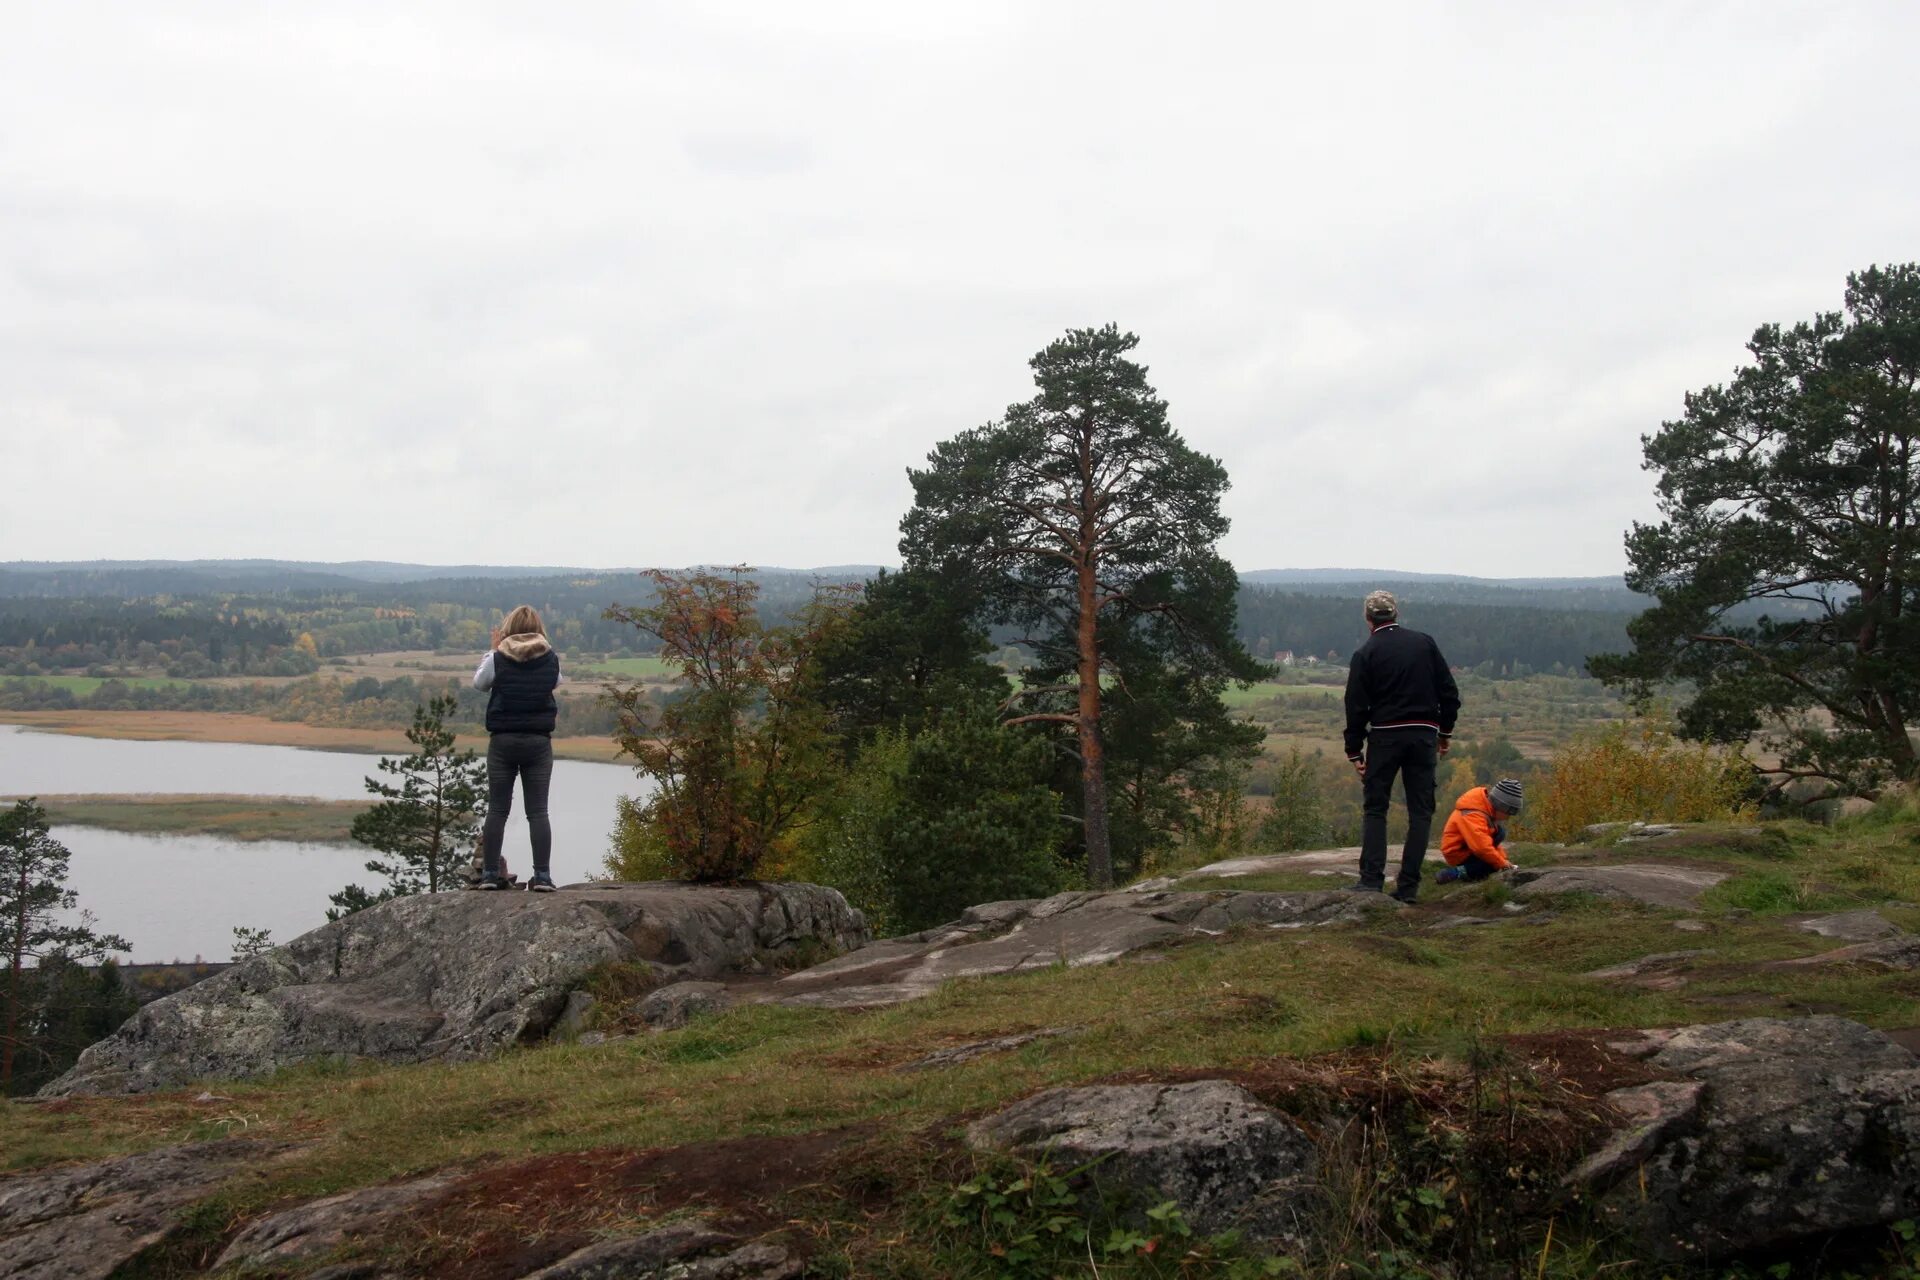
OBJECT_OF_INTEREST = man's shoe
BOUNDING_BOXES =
[1347,880,1385,893]
[527,874,557,893]
[474,874,513,891]
[1434,867,1463,885]
[1389,887,1418,905]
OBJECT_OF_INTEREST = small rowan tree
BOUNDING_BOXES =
[605,568,852,882]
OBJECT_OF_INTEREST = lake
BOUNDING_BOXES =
[0,724,647,961]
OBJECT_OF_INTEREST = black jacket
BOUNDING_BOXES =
[486,648,560,735]
[1343,623,1460,759]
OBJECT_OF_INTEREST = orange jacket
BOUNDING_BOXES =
[1440,786,1511,869]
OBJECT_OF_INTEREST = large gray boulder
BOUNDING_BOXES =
[1583,1016,1920,1259]
[968,1081,1317,1239]
[43,881,866,1096]
[769,889,1397,1010]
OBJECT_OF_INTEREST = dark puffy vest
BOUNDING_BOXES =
[486,648,559,735]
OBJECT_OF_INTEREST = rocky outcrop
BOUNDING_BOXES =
[769,889,1398,1010]
[44,882,867,1096]
[1797,909,1903,941]
[1581,1016,1920,1259]
[637,980,735,1030]
[1774,934,1920,971]
[1129,848,1359,891]
[522,1222,802,1279]
[968,1081,1317,1239]
[214,1174,455,1271]
[0,1139,296,1280]
[1510,864,1725,910]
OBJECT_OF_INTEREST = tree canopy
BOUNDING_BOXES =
[329,694,489,916]
[1592,264,1920,798]
[2,799,130,1090]
[901,325,1266,886]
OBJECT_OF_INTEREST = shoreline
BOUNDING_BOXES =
[10,794,375,844]
[0,710,628,763]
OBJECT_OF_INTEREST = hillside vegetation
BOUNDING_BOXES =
[6,809,1918,1278]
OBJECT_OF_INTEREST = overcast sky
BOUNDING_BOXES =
[2,3,1914,577]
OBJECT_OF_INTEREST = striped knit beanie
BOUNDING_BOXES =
[1490,778,1525,813]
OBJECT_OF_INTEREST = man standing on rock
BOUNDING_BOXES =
[1343,590,1460,903]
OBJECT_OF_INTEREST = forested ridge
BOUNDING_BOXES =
[0,561,1645,677]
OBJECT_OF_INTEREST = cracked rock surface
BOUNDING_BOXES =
[45,882,867,1095]
[769,889,1397,1010]
[1582,1016,1920,1259]
[967,1080,1318,1240]
[0,1139,295,1280]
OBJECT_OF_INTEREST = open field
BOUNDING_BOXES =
[0,710,627,762]
[1219,679,1345,710]
[2,674,192,694]
[4,816,1918,1276]
[12,793,374,843]
[577,655,680,680]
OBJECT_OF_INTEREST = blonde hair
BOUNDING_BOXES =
[502,605,546,637]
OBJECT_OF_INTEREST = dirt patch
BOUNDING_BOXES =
[405,1126,871,1280]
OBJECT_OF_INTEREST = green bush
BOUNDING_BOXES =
[877,705,1067,934]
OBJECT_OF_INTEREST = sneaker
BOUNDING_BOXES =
[527,875,557,893]
[1434,867,1463,885]
[474,874,514,891]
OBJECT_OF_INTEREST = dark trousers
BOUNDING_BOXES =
[1456,852,1502,881]
[1359,729,1438,891]
[483,732,553,877]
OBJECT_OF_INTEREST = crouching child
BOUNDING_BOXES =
[1435,778,1525,884]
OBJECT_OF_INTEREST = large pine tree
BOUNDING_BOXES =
[902,325,1265,887]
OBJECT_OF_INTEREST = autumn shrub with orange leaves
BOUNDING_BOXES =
[603,568,855,883]
[1526,719,1755,843]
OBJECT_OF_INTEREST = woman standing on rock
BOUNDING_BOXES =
[472,604,561,892]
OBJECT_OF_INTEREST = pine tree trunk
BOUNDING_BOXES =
[1077,559,1112,889]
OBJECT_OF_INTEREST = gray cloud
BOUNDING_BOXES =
[2,2,1915,576]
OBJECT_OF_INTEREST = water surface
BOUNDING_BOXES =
[0,724,646,960]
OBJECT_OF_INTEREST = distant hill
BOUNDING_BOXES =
[0,560,889,599]
[1239,570,1646,614]
[1240,568,1628,591]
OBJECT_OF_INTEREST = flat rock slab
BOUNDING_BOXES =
[1797,910,1904,941]
[770,888,1397,1010]
[1583,1016,1920,1259]
[46,881,867,1095]
[1773,934,1920,971]
[1584,950,1709,987]
[968,1081,1317,1239]
[0,1139,295,1280]
[898,1027,1078,1072]
[216,1174,454,1270]
[1510,864,1725,910]
[1131,848,1360,891]
[521,1221,802,1279]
